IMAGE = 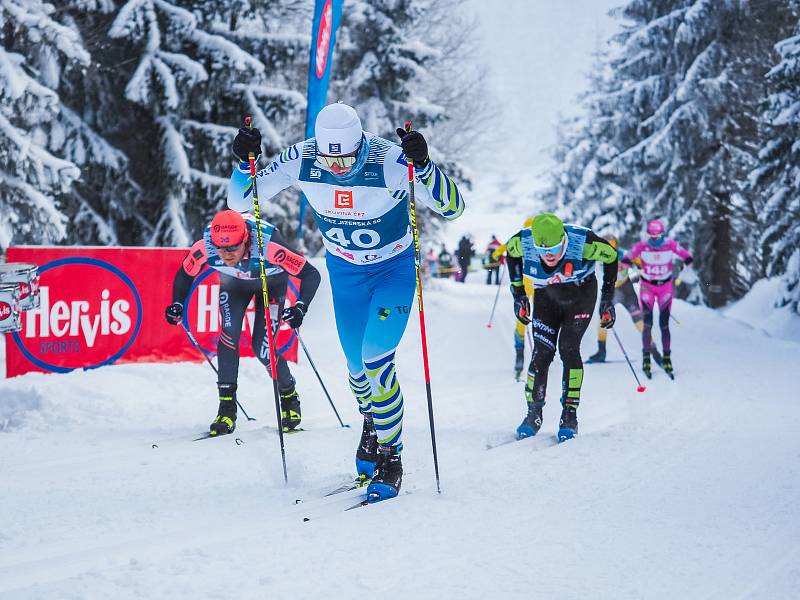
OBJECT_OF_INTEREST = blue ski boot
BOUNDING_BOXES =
[516,402,543,439]
[355,413,378,477]
[557,403,578,442]
[367,445,402,503]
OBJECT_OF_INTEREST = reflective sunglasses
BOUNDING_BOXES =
[317,153,359,169]
[533,235,566,256]
[214,239,246,253]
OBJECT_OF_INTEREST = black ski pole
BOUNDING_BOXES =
[611,328,646,393]
[295,331,349,428]
[180,321,255,421]
[486,268,505,328]
[404,120,441,494]
[246,115,288,484]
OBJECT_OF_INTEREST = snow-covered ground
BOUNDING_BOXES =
[2,259,800,599]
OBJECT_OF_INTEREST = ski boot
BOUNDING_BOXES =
[642,350,652,379]
[514,347,525,381]
[662,351,674,379]
[516,402,543,439]
[367,445,402,503]
[279,386,302,432]
[355,413,378,479]
[210,383,237,436]
[557,402,578,442]
[587,341,607,364]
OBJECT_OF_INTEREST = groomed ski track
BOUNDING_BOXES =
[1,259,798,599]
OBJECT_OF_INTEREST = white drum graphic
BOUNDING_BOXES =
[0,284,21,333]
[0,262,40,310]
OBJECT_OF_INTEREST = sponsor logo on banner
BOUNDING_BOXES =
[0,301,11,320]
[310,168,322,178]
[12,257,142,373]
[334,190,353,209]
[315,0,333,79]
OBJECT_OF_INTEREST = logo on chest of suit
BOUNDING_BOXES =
[334,190,353,209]
[547,273,564,285]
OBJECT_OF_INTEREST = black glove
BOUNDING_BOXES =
[281,302,306,328]
[232,126,262,162]
[395,128,429,166]
[165,302,183,326]
[599,300,616,329]
[512,286,531,325]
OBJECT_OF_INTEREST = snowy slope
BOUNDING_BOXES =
[1,259,799,599]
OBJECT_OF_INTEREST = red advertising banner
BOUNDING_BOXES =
[4,246,298,378]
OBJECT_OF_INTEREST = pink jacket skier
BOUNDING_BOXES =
[622,219,692,378]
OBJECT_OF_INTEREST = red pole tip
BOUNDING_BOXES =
[486,324,492,328]
[637,386,646,393]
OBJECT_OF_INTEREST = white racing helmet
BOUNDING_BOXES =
[315,102,363,156]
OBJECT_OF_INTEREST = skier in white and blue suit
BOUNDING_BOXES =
[227,102,465,501]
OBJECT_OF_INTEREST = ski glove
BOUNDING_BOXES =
[281,302,306,329]
[395,128,429,166]
[165,302,183,326]
[512,286,531,325]
[233,126,262,162]
[599,300,616,329]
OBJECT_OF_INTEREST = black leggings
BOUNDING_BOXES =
[217,274,294,391]
[526,276,597,407]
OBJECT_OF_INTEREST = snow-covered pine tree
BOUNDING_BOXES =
[0,0,87,249]
[105,0,308,246]
[549,0,791,306]
[755,2,800,314]
[331,0,483,242]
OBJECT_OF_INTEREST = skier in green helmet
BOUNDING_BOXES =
[502,213,618,442]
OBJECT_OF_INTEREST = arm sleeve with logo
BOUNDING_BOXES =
[383,144,465,220]
[504,232,525,292]
[583,231,618,302]
[265,228,321,308]
[227,143,303,213]
[172,240,208,303]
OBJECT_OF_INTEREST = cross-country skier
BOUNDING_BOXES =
[227,102,465,501]
[438,244,454,279]
[586,235,655,363]
[166,210,321,435]
[504,213,618,442]
[484,235,502,285]
[621,219,692,379]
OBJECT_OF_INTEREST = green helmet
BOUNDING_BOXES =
[531,213,565,248]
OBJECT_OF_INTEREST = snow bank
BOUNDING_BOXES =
[724,277,800,342]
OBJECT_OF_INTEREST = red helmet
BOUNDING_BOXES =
[210,210,247,247]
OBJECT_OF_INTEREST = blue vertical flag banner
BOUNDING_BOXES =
[298,0,343,240]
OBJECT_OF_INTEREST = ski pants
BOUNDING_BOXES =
[486,266,500,285]
[598,278,643,343]
[639,279,673,353]
[326,248,417,449]
[216,274,294,392]
[525,276,596,407]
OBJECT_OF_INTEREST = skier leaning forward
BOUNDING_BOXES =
[504,213,617,442]
[227,102,465,501]
[621,219,692,379]
[166,210,321,435]
[586,235,663,364]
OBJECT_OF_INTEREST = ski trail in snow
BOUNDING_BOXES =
[1,261,799,598]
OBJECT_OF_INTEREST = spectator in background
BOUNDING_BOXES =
[456,235,475,283]
[484,235,502,285]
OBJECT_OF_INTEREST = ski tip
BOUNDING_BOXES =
[303,517,311,522]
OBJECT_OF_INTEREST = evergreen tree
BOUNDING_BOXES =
[755,2,800,313]
[0,0,86,248]
[547,0,792,306]
[102,0,308,246]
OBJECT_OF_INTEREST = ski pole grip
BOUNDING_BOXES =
[245,115,252,128]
